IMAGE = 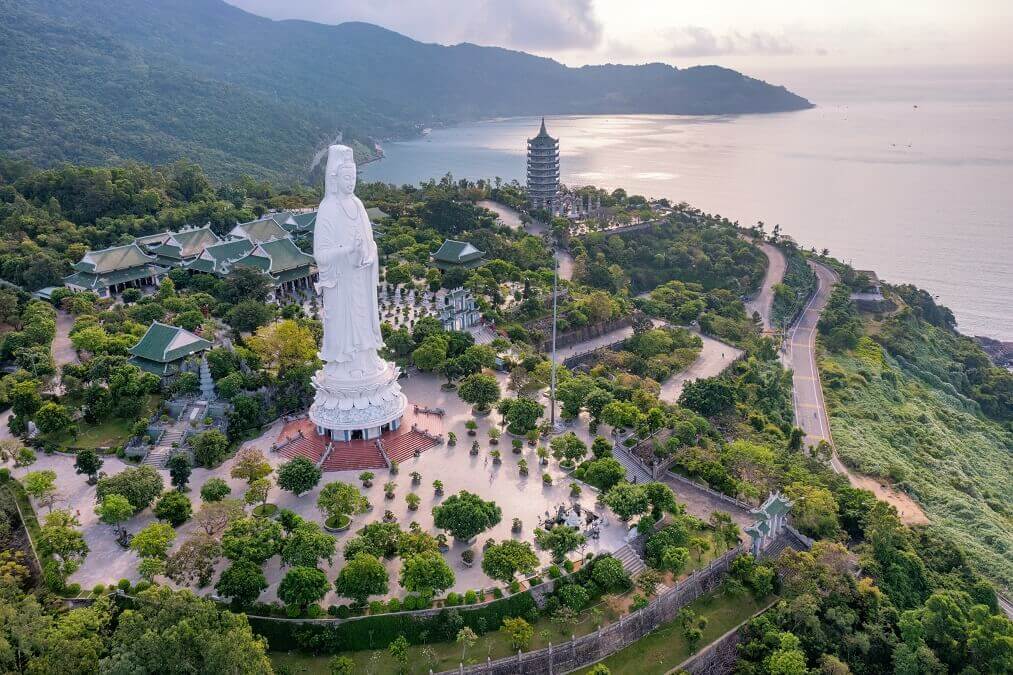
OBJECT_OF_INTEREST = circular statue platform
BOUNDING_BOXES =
[274,405,444,472]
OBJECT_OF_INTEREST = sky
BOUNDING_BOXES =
[225,0,1013,75]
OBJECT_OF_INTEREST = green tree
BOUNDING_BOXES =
[768,632,808,675]
[103,585,272,673]
[226,300,274,333]
[189,429,230,467]
[412,335,447,371]
[591,556,630,592]
[500,616,534,651]
[534,526,586,563]
[498,397,543,434]
[200,477,231,502]
[458,373,500,412]
[278,566,330,610]
[317,481,365,526]
[433,491,502,541]
[276,456,322,496]
[281,522,337,568]
[95,493,134,538]
[481,540,539,583]
[154,491,193,526]
[215,559,268,606]
[328,656,356,675]
[221,517,284,564]
[603,482,650,521]
[388,634,410,673]
[23,470,58,511]
[400,551,455,594]
[33,402,73,436]
[678,378,736,417]
[130,522,177,559]
[167,453,192,491]
[96,465,164,512]
[334,553,389,605]
[230,448,272,484]
[73,448,103,482]
[38,510,88,578]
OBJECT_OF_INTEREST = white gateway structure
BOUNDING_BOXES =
[309,145,407,441]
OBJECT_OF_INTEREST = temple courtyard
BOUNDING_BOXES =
[8,370,637,606]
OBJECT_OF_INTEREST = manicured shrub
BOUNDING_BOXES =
[464,590,478,604]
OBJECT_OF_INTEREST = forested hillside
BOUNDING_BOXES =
[0,0,811,181]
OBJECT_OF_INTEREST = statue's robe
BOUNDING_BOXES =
[313,195,382,364]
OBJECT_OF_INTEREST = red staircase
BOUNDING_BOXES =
[384,431,437,464]
[320,441,387,472]
[273,404,445,473]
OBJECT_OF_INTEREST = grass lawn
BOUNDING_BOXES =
[572,589,775,675]
[47,395,161,450]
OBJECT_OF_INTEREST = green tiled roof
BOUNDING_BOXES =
[433,239,485,265]
[256,238,315,272]
[231,218,289,244]
[73,243,156,274]
[129,321,211,364]
[183,238,255,275]
[272,267,314,285]
[64,263,166,290]
[135,232,172,248]
[366,206,390,221]
[148,226,220,260]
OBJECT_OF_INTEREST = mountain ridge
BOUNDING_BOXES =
[0,0,812,181]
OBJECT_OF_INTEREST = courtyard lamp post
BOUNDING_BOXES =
[548,246,563,433]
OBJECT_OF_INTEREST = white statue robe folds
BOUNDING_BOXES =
[313,195,383,364]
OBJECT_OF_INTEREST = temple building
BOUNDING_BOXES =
[527,117,560,211]
[63,243,167,298]
[228,217,290,244]
[128,321,212,376]
[182,238,256,276]
[439,287,481,331]
[230,238,317,298]
[432,239,485,270]
[143,226,222,267]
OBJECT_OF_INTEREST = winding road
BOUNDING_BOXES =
[744,239,787,332]
[781,259,929,525]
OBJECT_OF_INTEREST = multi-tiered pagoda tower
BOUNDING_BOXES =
[526,118,559,211]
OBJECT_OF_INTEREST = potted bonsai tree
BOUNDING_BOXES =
[384,481,397,500]
[465,420,478,437]
[537,447,549,465]
[512,517,523,534]
[490,450,502,465]
[542,473,553,486]
[433,479,444,496]
[447,431,457,446]
[410,471,422,485]
[518,458,529,476]
[383,509,396,522]
[570,482,582,498]
[470,441,480,456]
[389,461,399,475]
[526,429,539,447]
[461,549,475,568]
[436,533,449,552]
[512,439,523,454]
[488,427,501,445]
[406,493,421,511]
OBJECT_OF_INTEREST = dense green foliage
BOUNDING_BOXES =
[574,215,766,296]
[823,338,1013,587]
[769,244,816,329]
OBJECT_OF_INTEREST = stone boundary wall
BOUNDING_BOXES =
[665,470,755,514]
[435,545,744,675]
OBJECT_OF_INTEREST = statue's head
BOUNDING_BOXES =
[325,145,356,197]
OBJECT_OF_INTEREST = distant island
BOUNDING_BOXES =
[0,0,812,182]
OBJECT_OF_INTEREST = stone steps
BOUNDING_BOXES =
[611,444,651,484]
[384,431,437,464]
[612,543,647,577]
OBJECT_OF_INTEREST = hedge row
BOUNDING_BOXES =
[248,591,537,653]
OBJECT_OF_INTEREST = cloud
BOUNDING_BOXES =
[665,26,797,57]
[226,0,602,51]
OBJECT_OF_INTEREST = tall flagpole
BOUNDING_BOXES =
[549,244,559,430]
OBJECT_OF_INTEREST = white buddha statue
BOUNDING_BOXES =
[309,145,406,438]
[314,145,384,376]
